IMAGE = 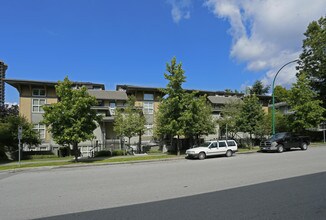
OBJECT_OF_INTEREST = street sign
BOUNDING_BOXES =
[18,126,23,139]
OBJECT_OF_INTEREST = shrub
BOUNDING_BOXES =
[112,150,124,156]
[94,150,112,157]
[30,155,57,160]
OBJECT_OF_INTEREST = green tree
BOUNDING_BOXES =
[250,80,270,95]
[218,99,243,139]
[287,73,325,133]
[297,16,326,110]
[273,85,289,103]
[42,77,101,162]
[237,95,265,148]
[155,57,186,155]
[0,115,40,160]
[113,96,146,153]
[180,93,216,145]
[0,104,19,120]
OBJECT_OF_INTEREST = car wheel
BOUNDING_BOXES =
[301,142,308,151]
[277,145,284,153]
[198,152,206,160]
[226,150,233,157]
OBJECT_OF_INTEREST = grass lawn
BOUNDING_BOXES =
[0,154,178,171]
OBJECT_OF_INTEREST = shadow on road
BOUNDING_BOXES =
[39,171,326,220]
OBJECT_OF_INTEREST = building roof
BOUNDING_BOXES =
[116,84,244,97]
[207,96,241,104]
[88,90,128,100]
[4,78,105,90]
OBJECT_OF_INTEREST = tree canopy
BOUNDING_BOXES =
[113,96,146,152]
[155,57,215,154]
[297,16,326,110]
[218,99,243,139]
[250,80,270,95]
[236,95,265,148]
[42,77,101,162]
[273,85,289,103]
[287,73,325,133]
[0,104,40,160]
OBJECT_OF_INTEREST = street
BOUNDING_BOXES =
[1,146,326,219]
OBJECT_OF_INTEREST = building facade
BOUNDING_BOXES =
[0,61,8,105]
[5,79,272,155]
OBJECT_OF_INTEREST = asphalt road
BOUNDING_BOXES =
[1,146,326,220]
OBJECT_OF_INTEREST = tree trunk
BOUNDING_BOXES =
[138,131,142,154]
[73,142,79,162]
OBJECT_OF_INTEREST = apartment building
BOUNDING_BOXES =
[4,79,107,155]
[5,79,272,155]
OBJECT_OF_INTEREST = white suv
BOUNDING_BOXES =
[185,140,238,160]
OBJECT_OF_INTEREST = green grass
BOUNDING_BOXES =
[237,146,260,153]
[97,154,176,163]
[0,161,74,171]
[0,154,177,171]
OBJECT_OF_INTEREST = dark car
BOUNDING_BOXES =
[260,132,310,153]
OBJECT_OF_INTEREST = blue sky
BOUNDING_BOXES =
[1,0,325,103]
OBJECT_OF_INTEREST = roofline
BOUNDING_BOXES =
[5,78,105,89]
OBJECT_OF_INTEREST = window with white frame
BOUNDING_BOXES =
[144,124,153,136]
[32,98,46,113]
[143,101,154,114]
[33,124,46,139]
[32,88,46,97]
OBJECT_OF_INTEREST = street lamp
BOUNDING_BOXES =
[272,59,299,135]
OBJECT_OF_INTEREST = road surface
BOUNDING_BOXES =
[1,146,326,219]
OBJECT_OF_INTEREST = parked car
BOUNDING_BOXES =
[260,132,310,153]
[185,140,238,160]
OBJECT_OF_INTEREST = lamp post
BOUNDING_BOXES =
[272,59,299,135]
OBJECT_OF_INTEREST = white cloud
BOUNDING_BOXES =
[204,0,326,87]
[167,0,192,23]
[4,102,18,107]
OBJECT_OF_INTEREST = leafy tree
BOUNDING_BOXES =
[255,111,289,140]
[0,115,40,160]
[287,73,325,133]
[155,57,186,155]
[218,99,243,139]
[0,104,19,120]
[180,93,216,145]
[250,80,270,95]
[236,95,265,148]
[273,85,289,103]
[297,16,326,110]
[114,96,146,153]
[42,77,101,162]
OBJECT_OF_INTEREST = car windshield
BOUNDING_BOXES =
[269,133,286,141]
[199,142,212,147]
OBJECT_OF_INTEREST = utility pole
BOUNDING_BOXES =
[18,126,22,167]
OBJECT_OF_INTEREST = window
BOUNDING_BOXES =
[32,99,46,113]
[144,94,154,101]
[210,142,217,148]
[218,141,227,147]
[143,101,154,114]
[144,124,153,136]
[227,141,236,146]
[33,124,45,139]
[32,88,46,97]
[109,102,116,115]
